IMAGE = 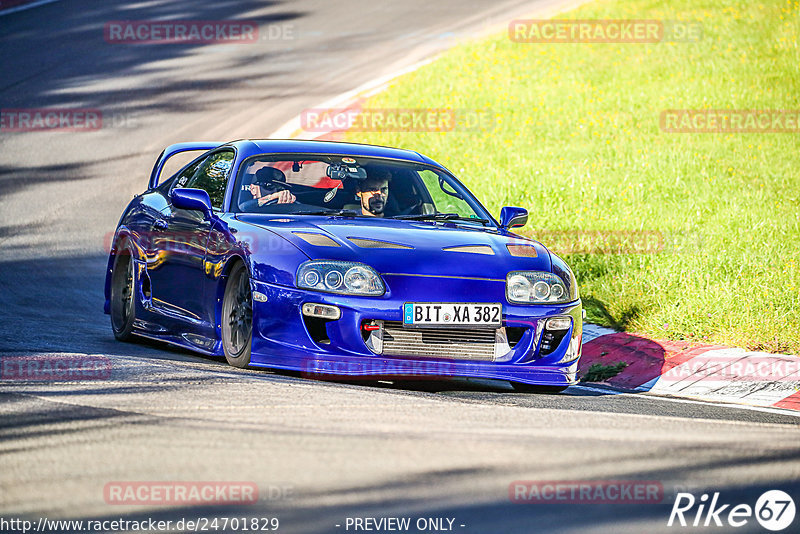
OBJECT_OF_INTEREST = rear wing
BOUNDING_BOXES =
[148,142,223,189]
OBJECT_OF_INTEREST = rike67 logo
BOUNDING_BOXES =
[669,490,795,531]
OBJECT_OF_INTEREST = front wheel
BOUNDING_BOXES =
[110,246,136,341]
[222,263,253,368]
[511,383,569,394]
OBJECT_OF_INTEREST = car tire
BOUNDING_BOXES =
[110,243,136,341]
[511,382,569,394]
[222,262,253,368]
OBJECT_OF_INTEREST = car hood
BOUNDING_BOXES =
[236,215,551,278]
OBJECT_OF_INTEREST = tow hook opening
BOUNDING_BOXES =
[361,320,384,353]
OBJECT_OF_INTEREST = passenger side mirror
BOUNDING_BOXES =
[499,206,528,229]
[171,188,213,219]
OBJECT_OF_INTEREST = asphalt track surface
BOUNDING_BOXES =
[1,1,799,533]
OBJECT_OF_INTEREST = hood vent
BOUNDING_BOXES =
[506,244,538,257]
[442,245,494,255]
[348,237,413,249]
[292,232,340,247]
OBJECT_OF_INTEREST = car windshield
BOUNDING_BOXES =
[232,154,492,226]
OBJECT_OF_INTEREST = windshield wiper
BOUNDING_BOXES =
[392,212,491,226]
[293,209,359,217]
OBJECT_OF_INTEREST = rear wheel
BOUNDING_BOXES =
[110,245,136,341]
[222,263,253,368]
[511,383,569,394]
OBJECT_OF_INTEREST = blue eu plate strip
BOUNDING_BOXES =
[403,303,414,325]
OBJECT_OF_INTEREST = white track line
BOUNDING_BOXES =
[269,0,595,140]
[572,384,800,419]
[581,323,617,344]
[268,57,438,140]
[0,0,60,17]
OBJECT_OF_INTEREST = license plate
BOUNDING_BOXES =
[402,303,502,327]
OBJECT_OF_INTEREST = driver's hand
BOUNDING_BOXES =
[249,184,263,199]
[258,190,296,205]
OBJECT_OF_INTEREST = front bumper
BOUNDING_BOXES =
[248,278,582,386]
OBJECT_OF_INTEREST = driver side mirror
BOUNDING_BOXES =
[171,188,213,219]
[499,206,528,229]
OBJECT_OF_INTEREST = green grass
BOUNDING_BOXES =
[581,362,629,383]
[343,0,800,354]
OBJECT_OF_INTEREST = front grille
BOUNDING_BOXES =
[381,321,497,361]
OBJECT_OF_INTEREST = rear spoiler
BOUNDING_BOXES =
[148,142,223,189]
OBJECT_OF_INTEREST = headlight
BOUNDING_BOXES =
[297,261,385,296]
[506,271,574,304]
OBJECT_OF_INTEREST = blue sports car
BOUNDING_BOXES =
[104,139,582,392]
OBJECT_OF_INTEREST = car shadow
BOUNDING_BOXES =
[11,468,800,534]
[578,330,719,392]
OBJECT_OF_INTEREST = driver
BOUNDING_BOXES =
[248,166,296,205]
[356,169,390,217]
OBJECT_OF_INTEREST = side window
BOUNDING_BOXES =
[183,150,235,209]
[159,159,201,194]
[419,170,474,217]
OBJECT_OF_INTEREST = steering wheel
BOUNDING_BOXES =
[394,200,423,216]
